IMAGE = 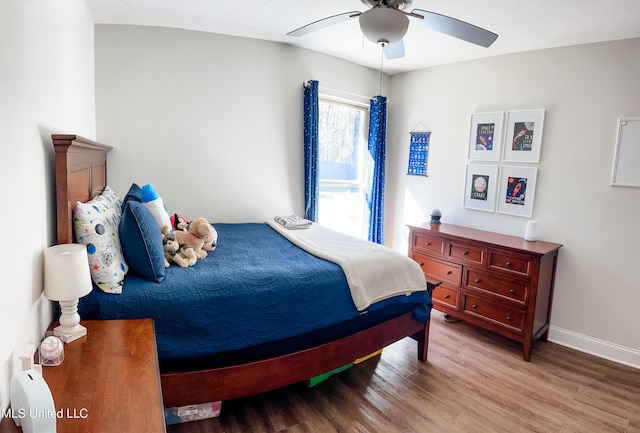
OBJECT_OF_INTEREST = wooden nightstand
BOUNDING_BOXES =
[1,319,166,433]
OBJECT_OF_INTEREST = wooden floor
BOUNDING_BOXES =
[167,314,640,433]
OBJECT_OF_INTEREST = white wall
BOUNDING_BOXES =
[0,0,95,411]
[386,38,640,367]
[94,25,387,223]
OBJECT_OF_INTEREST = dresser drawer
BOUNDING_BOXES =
[411,232,445,257]
[413,254,462,287]
[431,285,460,309]
[448,241,485,266]
[463,294,525,333]
[488,250,533,278]
[465,269,529,305]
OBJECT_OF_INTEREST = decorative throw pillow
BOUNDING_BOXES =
[141,184,172,231]
[119,200,165,283]
[73,186,128,294]
[124,182,142,203]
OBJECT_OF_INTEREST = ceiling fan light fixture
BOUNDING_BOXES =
[359,8,409,45]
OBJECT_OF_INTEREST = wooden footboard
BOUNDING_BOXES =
[161,311,429,407]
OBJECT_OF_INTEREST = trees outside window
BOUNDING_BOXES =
[318,98,369,239]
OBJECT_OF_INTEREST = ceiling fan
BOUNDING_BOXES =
[287,0,498,60]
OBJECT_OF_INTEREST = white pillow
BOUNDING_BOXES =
[141,184,172,232]
[73,186,128,294]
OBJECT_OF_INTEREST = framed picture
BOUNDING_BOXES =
[464,164,499,212]
[503,109,545,163]
[468,112,504,161]
[497,166,538,217]
[407,131,430,176]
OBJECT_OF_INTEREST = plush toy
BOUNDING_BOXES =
[162,226,197,268]
[162,228,182,267]
[171,213,189,231]
[175,215,217,251]
[174,217,215,260]
[202,225,218,252]
[177,244,198,266]
[141,184,172,230]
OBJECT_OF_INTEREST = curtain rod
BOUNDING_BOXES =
[303,81,376,103]
[320,86,374,102]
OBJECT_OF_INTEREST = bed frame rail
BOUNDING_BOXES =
[162,312,429,407]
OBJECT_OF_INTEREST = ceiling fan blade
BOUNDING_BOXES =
[384,40,405,59]
[287,11,361,37]
[411,9,498,48]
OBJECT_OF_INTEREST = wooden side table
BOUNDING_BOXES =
[1,319,165,433]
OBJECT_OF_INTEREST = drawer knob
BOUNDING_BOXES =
[463,251,469,256]
[509,289,516,294]
[419,262,425,267]
[472,304,478,309]
[507,316,512,321]
[446,270,452,275]
[506,261,512,267]
[444,294,450,299]
[475,278,481,283]
[425,242,432,246]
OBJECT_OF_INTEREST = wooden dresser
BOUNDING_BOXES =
[407,223,562,361]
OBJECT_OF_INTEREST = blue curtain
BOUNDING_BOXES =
[366,96,387,244]
[303,80,319,222]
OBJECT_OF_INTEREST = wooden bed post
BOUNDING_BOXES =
[413,280,439,362]
[414,321,430,362]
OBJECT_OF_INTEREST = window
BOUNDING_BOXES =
[317,97,369,239]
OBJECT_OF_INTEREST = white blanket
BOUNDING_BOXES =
[266,220,427,311]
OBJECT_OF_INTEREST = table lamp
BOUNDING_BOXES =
[44,244,93,343]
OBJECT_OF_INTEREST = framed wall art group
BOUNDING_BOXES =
[464,109,545,217]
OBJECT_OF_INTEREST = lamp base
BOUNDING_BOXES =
[53,323,87,344]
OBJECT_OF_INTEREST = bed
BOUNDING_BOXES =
[52,134,436,408]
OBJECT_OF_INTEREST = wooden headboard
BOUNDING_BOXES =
[52,134,112,245]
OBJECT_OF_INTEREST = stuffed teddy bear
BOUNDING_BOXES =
[162,226,197,268]
[174,217,215,260]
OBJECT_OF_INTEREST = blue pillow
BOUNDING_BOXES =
[124,183,142,203]
[119,200,165,283]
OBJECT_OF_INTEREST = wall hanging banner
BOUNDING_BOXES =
[407,131,430,176]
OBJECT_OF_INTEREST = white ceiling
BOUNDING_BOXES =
[87,0,640,75]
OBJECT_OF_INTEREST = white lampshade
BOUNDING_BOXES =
[44,244,92,301]
[44,244,93,343]
[359,8,409,45]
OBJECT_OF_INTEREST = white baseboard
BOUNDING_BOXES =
[548,326,640,370]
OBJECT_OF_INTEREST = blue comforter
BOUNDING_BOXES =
[79,223,431,360]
